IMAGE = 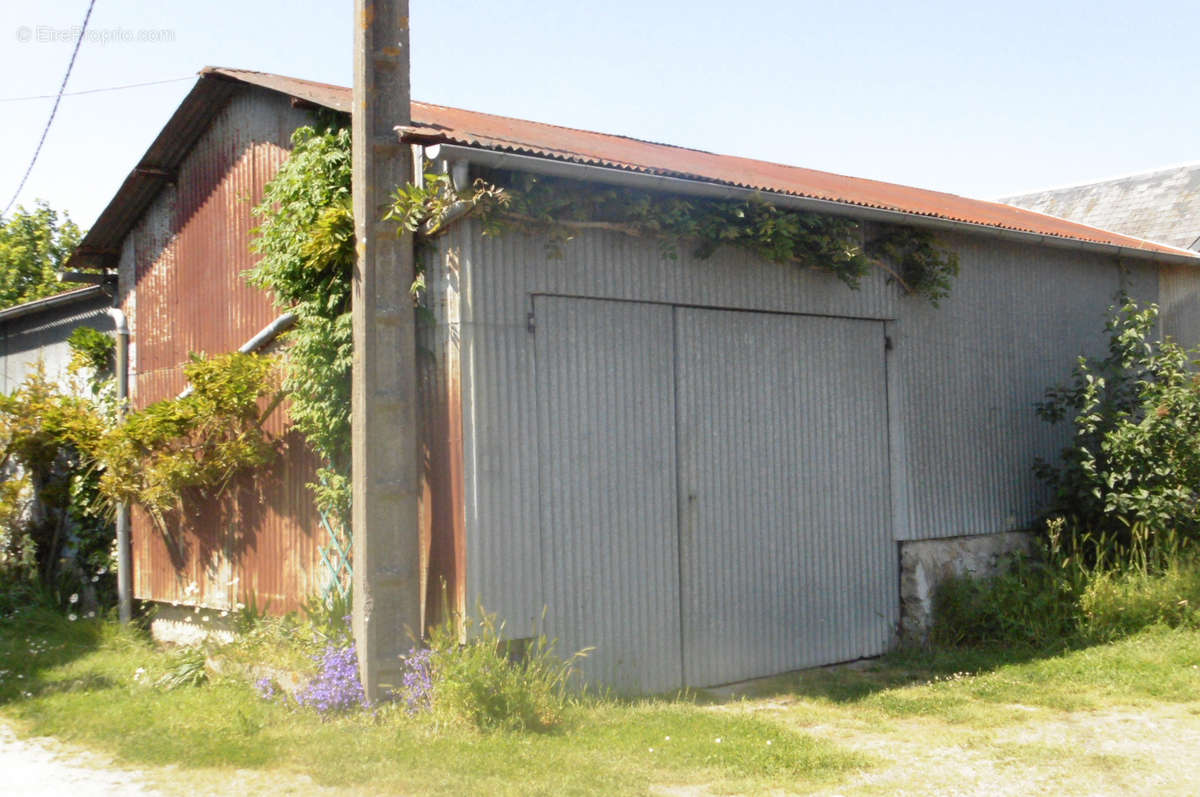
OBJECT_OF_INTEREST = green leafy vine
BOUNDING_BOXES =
[390,167,959,305]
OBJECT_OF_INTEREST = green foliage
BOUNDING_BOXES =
[390,166,959,302]
[0,201,83,310]
[420,609,589,732]
[67,326,114,380]
[157,646,209,690]
[1035,298,1200,550]
[249,125,353,522]
[931,550,1079,649]
[0,364,111,600]
[932,518,1200,649]
[92,352,279,529]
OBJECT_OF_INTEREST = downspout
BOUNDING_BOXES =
[107,307,132,624]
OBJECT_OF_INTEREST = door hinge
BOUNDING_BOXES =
[527,311,536,334]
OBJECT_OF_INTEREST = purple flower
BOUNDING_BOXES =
[255,676,277,700]
[399,646,434,715]
[295,642,367,714]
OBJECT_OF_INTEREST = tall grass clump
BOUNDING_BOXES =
[397,609,589,733]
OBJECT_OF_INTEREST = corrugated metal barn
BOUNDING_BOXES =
[60,67,1200,691]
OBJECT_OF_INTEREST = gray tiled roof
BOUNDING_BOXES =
[1002,163,1200,252]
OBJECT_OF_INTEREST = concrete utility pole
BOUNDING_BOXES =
[351,0,420,699]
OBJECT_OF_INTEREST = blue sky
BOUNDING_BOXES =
[1,0,1195,228]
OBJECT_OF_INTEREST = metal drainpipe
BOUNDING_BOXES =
[107,307,132,624]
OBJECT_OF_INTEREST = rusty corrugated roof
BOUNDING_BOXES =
[68,66,1198,271]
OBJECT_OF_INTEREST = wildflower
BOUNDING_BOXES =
[86,611,95,618]
[67,613,77,622]
[714,738,721,744]
[296,642,367,714]
[255,677,277,700]
[398,646,434,715]
[68,593,78,604]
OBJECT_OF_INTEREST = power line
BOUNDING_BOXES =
[3,0,98,218]
[0,75,193,103]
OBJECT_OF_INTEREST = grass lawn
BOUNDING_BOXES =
[2,610,1199,795]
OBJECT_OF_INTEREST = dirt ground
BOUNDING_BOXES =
[6,702,1200,795]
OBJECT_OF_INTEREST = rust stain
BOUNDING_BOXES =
[199,68,1195,260]
[130,95,325,614]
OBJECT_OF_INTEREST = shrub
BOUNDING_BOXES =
[1035,298,1200,551]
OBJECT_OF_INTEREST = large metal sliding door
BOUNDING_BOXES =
[534,297,895,691]
[675,309,895,686]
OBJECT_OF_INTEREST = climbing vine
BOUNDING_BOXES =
[249,124,354,524]
[390,167,960,305]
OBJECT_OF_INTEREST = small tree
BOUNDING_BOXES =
[0,201,83,310]
[1035,298,1200,550]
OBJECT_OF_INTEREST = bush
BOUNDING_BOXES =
[1035,297,1200,550]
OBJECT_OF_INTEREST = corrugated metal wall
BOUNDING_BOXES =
[890,234,1161,541]
[435,215,1200,690]
[0,295,113,394]
[118,88,327,612]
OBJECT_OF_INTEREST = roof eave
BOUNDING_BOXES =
[0,286,108,323]
[419,142,1200,267]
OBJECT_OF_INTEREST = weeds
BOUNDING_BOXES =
[408,609,590,733]
[933,518,1200,650]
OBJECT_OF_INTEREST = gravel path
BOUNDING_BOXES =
[0,722,159,796]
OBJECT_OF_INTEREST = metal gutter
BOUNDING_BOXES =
[427,144,1200,267]
[108,307,133,625]
[176,313,295,398]
[0,286,107,323]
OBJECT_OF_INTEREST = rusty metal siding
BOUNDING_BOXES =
[891,233,1161,541]
[125,88,327,612]
[675,309,894,686]
[418,244,467,629]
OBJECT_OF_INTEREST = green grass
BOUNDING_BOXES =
[0,610,868,795]
[3,610,1199,795]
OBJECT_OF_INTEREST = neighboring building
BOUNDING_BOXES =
[61,67,1200,692]
[0,286,114,394]
[1002,163,1200,252]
